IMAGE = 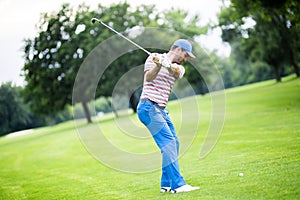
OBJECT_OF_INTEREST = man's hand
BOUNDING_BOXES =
[152,54,171,69]
[169,64,182,78]
[152,56,160,65]
[159,54,171,68]
[152,54,182,79]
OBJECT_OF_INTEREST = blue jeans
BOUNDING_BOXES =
[137,99,186,189]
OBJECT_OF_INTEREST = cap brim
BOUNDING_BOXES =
[187,52,196,60]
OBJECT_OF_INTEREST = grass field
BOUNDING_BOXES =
[0,75,299,199]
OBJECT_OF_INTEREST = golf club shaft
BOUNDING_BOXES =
[91,18,151,55]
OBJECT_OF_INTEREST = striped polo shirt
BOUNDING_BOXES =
[140,54,185,107]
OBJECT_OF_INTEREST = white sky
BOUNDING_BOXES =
[0,0,230,86]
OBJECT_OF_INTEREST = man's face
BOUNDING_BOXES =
[173,48,189,64]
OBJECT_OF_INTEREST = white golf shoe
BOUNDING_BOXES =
[170,184,200,194]
[160,187,171,193]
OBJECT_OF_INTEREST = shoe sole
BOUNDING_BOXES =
[171,187,200,194]
[160,188,171,193]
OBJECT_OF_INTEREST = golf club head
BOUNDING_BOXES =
[91,18,102,24]
[91,18,97,24]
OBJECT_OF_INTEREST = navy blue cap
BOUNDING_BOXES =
[173,39,196,59]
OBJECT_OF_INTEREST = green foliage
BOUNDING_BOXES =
[0,83,30,135]
[248,61,273,83]
[0,82,76,135]
[0,83,47,136]
[163,9,207,37]
[23,3,138,119]
[218,0,300,82]
[0,76,299,199]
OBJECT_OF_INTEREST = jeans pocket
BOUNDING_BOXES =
[137,101,153,126]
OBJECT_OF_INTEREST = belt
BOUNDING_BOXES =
[141,98,165,110]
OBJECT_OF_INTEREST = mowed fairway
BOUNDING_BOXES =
[0,76,299,200]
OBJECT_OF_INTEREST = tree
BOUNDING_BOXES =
[0,82,72,136]
[23,3,154,123]
[218,0,300,82]
[0,83,31,136]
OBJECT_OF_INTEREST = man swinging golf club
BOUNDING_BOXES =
[137,39,200,194]
[91,18,199,194]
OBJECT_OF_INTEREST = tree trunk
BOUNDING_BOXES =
[273,65,281,82]
[82,101,92,123]
[292,63,300,77]
[197,81,206,95]
[111,104,119,118]
[290,53,300,77]
[106,98,118,118]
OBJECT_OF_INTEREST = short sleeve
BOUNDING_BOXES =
[144,55,157,72]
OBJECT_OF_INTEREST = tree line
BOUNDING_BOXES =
[0,0,299,136]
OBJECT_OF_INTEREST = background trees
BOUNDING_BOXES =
[0,83,30,135]
[0,83,47,136]
[218,0,300,82]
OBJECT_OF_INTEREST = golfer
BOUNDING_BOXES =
[137,39,200,194]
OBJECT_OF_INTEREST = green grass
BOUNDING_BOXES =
[0,75,299,199]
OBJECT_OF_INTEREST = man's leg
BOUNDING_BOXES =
[161,168,170,189]
[161,112,179,189]
[137,102,185,189]
[145,107,185,189]
[158,127,185,190]
[164,112,180,154]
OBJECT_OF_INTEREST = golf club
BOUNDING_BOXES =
[91,18,151,56]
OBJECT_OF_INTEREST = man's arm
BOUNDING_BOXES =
[145,64,162,82]
[145,55,162,82]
